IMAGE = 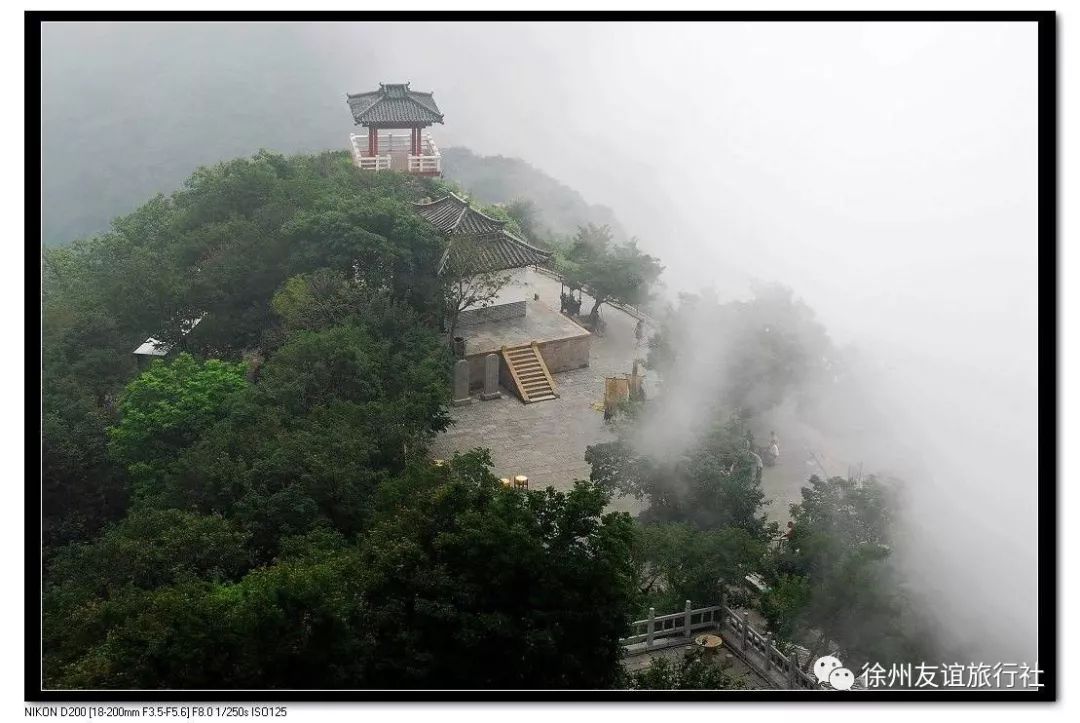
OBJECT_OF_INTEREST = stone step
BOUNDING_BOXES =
[502,343,557,404]
[522,382,552,395]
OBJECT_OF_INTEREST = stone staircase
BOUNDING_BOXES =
[501,342,558,403]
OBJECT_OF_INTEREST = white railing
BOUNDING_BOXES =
[349,132,366,161]
[409,133,441,174]
[349,132,440,174]
[380,131,435,153]
[408,154,441,174]
[357,154,392,171]
[349,133,390,170]
[621,602,725,647]
[621,599,821,690]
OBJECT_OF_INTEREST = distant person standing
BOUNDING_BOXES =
[635,318,644,344]
[781,520,795,550]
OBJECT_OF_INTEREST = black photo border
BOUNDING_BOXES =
[24,8,1058,704]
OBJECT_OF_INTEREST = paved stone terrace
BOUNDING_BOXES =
[458,298,589,357]
[431,272,647,514]
[621,642,771,689]
[433,271,812,521]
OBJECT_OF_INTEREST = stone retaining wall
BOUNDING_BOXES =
[466,334,591,392]
[458,300,526,326]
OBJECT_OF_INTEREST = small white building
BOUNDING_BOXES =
[132,316,203,367]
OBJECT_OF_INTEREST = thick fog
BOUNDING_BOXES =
[42,21,1039,666]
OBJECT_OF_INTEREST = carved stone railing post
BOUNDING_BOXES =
[646,607,656,647]
[684,600,692,638]
[741,611,749,652]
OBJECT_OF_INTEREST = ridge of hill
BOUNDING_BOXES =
[44,146,625,248]
[441,147,626,242]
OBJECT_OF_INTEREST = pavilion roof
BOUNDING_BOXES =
[415,193,553,275]
[346,82,444,126]
[415,192,508,235]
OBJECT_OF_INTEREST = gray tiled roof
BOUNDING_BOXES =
[347,82,444,126]
[414,193,507,235]
[415,194,553,274]
[441,232,554,275]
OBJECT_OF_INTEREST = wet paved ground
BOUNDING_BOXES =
[621,642,770,689]
[617,644,768,687]
[458,298,590,356]
[431,272,647,513]
[432,271,811,520]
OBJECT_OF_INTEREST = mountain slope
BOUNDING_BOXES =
[441,147,626,242]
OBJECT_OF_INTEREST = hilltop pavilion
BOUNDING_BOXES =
[346,82,444,175]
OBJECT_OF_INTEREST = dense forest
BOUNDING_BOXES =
[42,150,645,688]
[42,150,929,689]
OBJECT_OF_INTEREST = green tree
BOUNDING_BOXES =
[107,353,248,483]
[44,454,643,690]
[42,509,251,686]
[587,416,774,538]
[502,198,541,241]
[762,476,932,670]
[270,269,365,336]
[353,451,640,688]
[148,314,450,559]
[561,225,663,321]
[47,581,237,689]
[42,375,129,548]
[439,244,511,343]
[257,319,451,438]
[46,509,250,597]
[636,522,765,614]
[282,193,444,313]
[40,151,496,554]
[758,574,812,644]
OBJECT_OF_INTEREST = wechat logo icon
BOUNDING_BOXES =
[814,655,855,690]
